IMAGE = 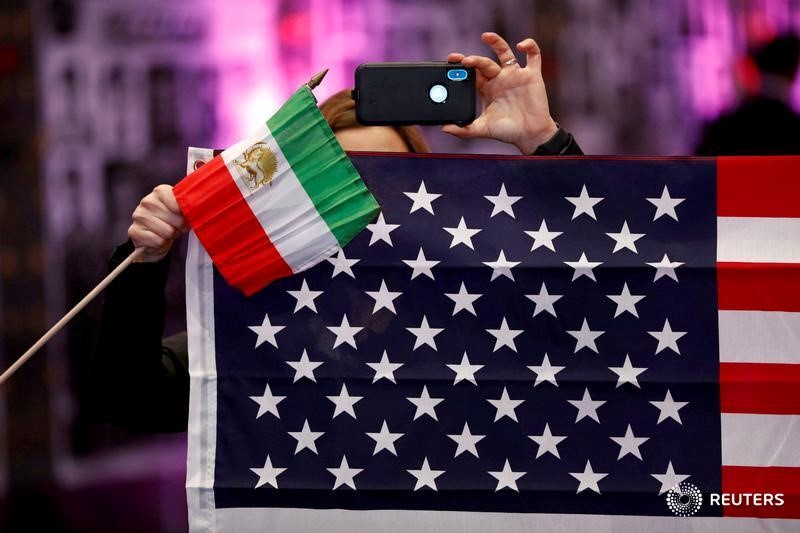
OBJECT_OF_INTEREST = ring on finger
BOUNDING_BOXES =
[503,58,518,66]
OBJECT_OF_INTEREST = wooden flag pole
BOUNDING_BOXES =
[0,247,145,386]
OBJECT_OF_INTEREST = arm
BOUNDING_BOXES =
[91,186,190,432]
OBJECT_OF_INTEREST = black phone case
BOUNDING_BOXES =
[354,62,476,126]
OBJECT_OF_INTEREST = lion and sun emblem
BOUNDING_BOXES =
[233,142,279,192]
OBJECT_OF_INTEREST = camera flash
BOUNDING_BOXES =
[429,84,448,104]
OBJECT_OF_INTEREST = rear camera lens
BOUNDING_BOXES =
[447,69,468,81]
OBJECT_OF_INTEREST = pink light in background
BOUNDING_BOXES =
[206,0,281,145]
[201,0,389,145]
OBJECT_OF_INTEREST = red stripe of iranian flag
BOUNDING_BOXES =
[174,86,379,295]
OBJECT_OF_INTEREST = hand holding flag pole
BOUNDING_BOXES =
[0,69,332,386]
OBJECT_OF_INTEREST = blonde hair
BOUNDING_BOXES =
[319,89,430,153]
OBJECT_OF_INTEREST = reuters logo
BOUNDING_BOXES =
[666,482,703,517]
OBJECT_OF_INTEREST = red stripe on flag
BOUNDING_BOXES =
[174,156,293,295]
[718,262,800,312]
[717,157,800,218]
[722,465,800,518]
[720,362,800,415]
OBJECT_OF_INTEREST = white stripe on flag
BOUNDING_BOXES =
[719,310,800,364]
[185,148,218,533]
[722,413,800,467]
[221,125,339,273]
[718,217,800,263]
[214,507,794,533]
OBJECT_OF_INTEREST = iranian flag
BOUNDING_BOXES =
[174,86,379,296]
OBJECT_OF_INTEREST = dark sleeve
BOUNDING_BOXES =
[531,125,583,156]
[91,240,190,432]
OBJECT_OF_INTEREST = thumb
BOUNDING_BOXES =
[441,121,483,139]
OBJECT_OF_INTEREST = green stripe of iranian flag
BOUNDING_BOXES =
[219,86,379,276]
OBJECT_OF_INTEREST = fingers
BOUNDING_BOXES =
[482,32,517,65]
[441,117,486,139]
[447,52,465,63]
[459,55,501,80]
[128,225,170,252]
[517,38,542,71]
[128,186,188,261]
[152,184,182,215]
[132,206,181,241]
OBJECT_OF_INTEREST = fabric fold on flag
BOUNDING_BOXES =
[174,85,380,296]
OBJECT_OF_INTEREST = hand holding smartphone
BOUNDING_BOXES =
[353,62,476,126]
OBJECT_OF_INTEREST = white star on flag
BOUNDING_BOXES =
[568,388,606,423]
[606,221,645,253]
[327,456,363,490]
[328,314,363,349]
[483,250,520,281]
[648,319,687,354]
[327,249,359,278]
[446,352,484,385]
[249,383,285,419]
[286,349,323,383]
[569,460,608,494]
[402,247,440,280]
[250,455,286,489]
[407,458,445,491]
[445,282,482,316]
[606,282,645,318]
[366,212,400,247]
[647,185,685,221]
[525,219,562,252]
[564,252,602,282]
[565,184,603,220]
[650,389,689,424]
[407,385,444,420]
[447,422,485,458]
[651,461,690,494]
[566,318,604,353]
[610,424,649,460]
[488,460,526,492]
[647,254,684,282]
[366,420,404,456]
[486,317,523,352]
[528,423,567,459]
[287,279,323,313]
[526,282,563,317]
[404,181,441,214]
[443,216,482,249]
[248,313,285,349]
[609,354,647,388]
[407,315,444,351]
[487,387,524,422]
[527,353,565,387]
[288,419,324,454]
[326,384,363,419]
[367,351,403,384]
[485,183,522,218]
[365,279,402,314]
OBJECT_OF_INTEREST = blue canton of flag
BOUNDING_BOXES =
[186,152,730,530]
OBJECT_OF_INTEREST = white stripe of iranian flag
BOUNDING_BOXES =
[220,124,340,273]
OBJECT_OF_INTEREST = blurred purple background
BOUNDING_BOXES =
[1,0,799,531]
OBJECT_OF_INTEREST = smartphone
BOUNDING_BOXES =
[353,62,476,126]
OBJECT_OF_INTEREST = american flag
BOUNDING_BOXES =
[185,151,800,532]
